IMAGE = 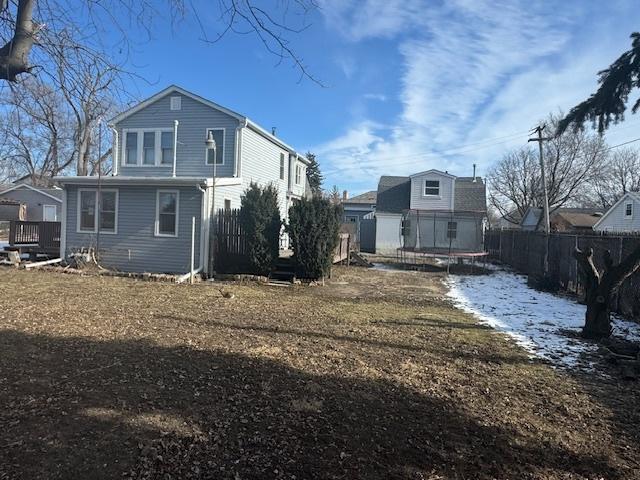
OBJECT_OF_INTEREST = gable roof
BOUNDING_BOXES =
[376,176,411,213]
[409,169,456,179]
[454,177,486,212]
[109,85,304,159]
[343,190,377,205]
[593,191,640,230]
[0,183,63,203]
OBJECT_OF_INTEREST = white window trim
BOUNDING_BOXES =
[295,164,302,186]
[155,189,180,238]
[624,201,633,219]
[170,96,182,111]
[423,179,441,198]
[121,128,174,167]
[76,188,119,235]
[42,204,57,222]
[279,153,286,181]
[204,127,226,166]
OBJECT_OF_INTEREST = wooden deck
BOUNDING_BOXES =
[5,220,61,258]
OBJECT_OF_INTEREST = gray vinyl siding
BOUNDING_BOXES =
[116,92,239,178]
[594,195,640,233]
[0,188,61,221]
[410,173,454,211]
[64,184,202,274]
[240,127,290,220]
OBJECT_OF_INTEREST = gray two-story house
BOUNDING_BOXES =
[56,85,309,275]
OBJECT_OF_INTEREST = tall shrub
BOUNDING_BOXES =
[287,197,342,279]
[239,183,281,275]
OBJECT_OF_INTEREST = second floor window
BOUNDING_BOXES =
[625,202,633,218]
[280,153,285,180]
[123,129,173,167]
[143,132,156,165]
[161,132,173,165]
[295,164,302,185]
[206,129,225,166]
[424,180,440,196]
[125,132,137,165]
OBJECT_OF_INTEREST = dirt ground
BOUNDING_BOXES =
[0,266,639,479]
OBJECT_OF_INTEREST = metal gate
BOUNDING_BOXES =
[360,218,376,253]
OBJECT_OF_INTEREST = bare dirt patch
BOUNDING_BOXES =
[0,266,638,479]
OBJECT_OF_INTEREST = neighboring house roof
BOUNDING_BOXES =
[553,209,603,229]
[376,175,486,214]
[376,176,410,213]
[593,191,640,230]
[343,190,377,205]
[453,177,486,212]
[0,183,63,203]
[109,85,310,164]
[522,206,604,230]
[409,169,456,179]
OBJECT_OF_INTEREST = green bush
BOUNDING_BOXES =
[239,183,281,275]
[287,197,342,279]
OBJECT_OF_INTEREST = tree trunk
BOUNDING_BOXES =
[574,246,640,339]
[0,0,37,82]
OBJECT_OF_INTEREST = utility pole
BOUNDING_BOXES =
[528,125,552,234]
[528,124,553,274]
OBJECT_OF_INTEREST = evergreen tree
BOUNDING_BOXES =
[558,32,640,134]
[328,185,342,205]
[287,197,342,279]
[239,183,281,275]
[305,151,323,196]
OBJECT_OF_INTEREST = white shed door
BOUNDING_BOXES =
[43,205,57,221]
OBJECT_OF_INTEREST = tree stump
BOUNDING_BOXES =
[573,246,640,339]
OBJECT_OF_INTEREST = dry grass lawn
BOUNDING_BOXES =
[0,266,638,479]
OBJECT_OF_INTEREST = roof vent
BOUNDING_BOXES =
[170,96,182,111]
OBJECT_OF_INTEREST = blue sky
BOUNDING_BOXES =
[119,0,639,195]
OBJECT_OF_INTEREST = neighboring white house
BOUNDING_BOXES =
[593,192,640,233]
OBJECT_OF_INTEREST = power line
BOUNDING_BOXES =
[324,122,640,178]
[324,130,531,176]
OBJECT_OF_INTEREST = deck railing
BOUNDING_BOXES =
[9,221,61,250]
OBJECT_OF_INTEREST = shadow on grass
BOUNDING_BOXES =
[0,329,620,480]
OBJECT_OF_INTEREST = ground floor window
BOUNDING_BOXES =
[156,190,179,237]
[447,221,457,239]
[77,189,118,233]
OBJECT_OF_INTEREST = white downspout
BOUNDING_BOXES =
[172,120,179,177]
[109,125,119,176]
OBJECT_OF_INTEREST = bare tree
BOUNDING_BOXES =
[488,112,607,220]
[0,0,320,86]
[487,147,540,222]
[583,148,640,209]
[0,47,117,181]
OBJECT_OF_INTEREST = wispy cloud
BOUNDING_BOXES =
[315,0,636,193]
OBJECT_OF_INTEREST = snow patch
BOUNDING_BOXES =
[446,269,640,370]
